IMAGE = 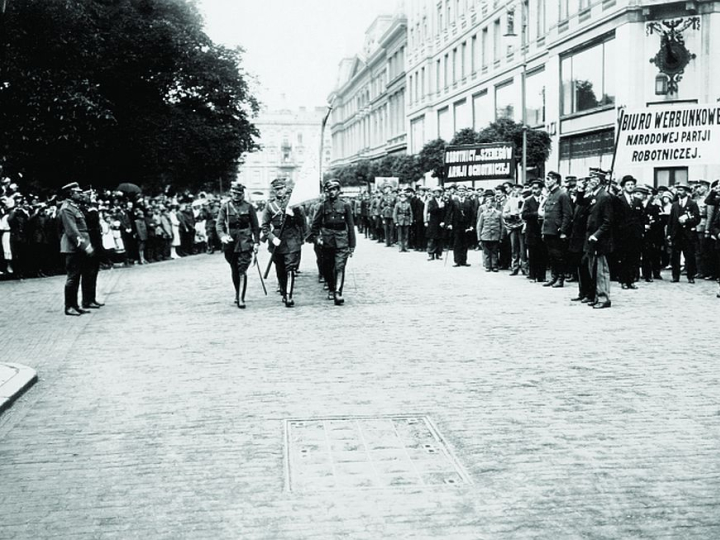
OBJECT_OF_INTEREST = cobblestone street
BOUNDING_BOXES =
[1,236,719,539]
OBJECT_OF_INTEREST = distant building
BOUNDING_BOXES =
[406,0,720,185]
[328,12,409,167]
[238,106,332,201]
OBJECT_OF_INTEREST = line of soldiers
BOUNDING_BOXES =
[216,179,356,309]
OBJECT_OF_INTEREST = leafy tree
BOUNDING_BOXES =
[0,0,259,194]
[391,154,422,185]
[477,118,551,176]
[417,138,446,183]
[450,128,479,145]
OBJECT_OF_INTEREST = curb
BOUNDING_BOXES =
[0,363,38,415]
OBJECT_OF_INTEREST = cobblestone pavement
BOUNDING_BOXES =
[1,237,719,539]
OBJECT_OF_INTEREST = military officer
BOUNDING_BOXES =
[58,182,95,316]
[216,181,260,308]
[261,177,306,308]
[310,179,356,305]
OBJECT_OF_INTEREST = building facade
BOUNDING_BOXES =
[406,0,720,185]
[329,13,409,167]
[237,106,332,201]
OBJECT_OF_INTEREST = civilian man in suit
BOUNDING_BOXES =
[521,179,547,282]
[667,183,700,283]
[583,170,614,309]
[424,186,446,261]
[540,171,572,287]
[59,182,95,316]
[614,175,645,289]
[446,184,476,267]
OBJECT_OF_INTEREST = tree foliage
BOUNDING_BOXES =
[0,0,260,194]
[417,138,446,181]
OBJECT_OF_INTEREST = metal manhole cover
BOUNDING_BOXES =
[284,415,471,492]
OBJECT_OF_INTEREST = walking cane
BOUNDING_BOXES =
[254,253,267,295]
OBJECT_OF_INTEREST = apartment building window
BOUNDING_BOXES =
[472,90,490,130]
[471,35,477,73]
[654,167,688,188]
[461,42,467,79]
[561,35,616,116]
[421,67,426,100]
[493,19,501,63]
[444,53,449,88]
[408,74,413,104]
[436,59,441,92]
[438,106,452,140]
[447,1,452,26]
[525,68,545,126]
[535,0,546,38]
[423,16,428,40]
[452,48,457,83]
[495,79,515,120]
[482,28,488,68]
[415,71,420,104]
[579,0,590,10]
[411,115,426,154]
[456,0,462,18]
[454,99,471,130]
[559,0,571,21]
[437,2,443,31]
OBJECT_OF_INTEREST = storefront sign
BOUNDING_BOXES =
[615,104,720,166]
[443,143,515,182]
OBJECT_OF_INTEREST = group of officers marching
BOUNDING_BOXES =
[215,177,355,309]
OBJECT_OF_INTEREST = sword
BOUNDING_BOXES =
[254,253,268,295]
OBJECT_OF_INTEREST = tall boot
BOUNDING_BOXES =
[237,274,247,309]
[543,271,558,287]
[334,268,346,305]
[285,270,295,307]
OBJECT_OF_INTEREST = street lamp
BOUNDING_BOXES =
[504,2,528,185]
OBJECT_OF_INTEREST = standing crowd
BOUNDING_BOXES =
[352,168,720,308]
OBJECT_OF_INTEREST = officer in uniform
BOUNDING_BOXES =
[80,189,105,309]
[216,181,260,308]
[310,179,356,305]
[261,177,306,308]
[59,182,95,316]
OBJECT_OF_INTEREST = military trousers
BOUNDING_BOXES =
[320,246,350,293]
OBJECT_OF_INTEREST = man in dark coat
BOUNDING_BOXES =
[667,183,700,283]
[446,184,476,267]
[637,185,663,282]
[424,186,446,261]
[80,190,104,309]
[540,171,572,287]
[568,178,593,302]
[583,171,614,309]
[521,179,547,282]
[613,175,645,289]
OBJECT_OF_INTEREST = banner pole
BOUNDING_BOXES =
[608,107,626,182]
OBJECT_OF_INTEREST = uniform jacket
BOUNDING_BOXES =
[310,197,356,249]
[541,187,572,237]
[477,205,503,242]
[584,187,614,255]
[216,200,260,253]
[261,200,307,255]
[392,200,413,226]
[380,194,397,219]
[59,200,91,254]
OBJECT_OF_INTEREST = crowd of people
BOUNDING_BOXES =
[3,169,720,312]
[351,168,720,308]
[0,177,237,281]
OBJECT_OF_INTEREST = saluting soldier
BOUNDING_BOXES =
[310,179,356,305]
[261,177,306,308]
[59,182,95,316]
[216,181,260,308]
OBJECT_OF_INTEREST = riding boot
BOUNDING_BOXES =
[238,274,247,309]
[285,270,295,307]
[334,268,346,305]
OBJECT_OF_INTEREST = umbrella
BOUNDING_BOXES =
[116,182,141,195]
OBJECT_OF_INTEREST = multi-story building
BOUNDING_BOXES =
[328,13,409,167]
[237,106,332,201]
[406,0,720,186]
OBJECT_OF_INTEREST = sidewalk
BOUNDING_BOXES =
[0,362,37,414]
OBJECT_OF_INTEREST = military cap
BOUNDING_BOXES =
[620,175,637,186]
[270,177,288,190]
[565,177,577,188]
[324,179,341,190]
[484,189,495,197]
[693,179,710,187]
[529,179,545,188]
[61,182,82,194]
[546,171,562,182]
[589,167,609,180]
[230,181,245,193]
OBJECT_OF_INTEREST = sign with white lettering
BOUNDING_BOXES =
[443,143,516,182]
[615,104,720,166]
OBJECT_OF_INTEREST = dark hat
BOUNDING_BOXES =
[484,189,495,197]
[620,175,637,186]
[530,179,545,188]
[271,177,288,190]
[589,167,609,180]
[634,185,651,195]
[674,183,691,192]
[521,187,532,197]
[230,181,245,193]
[711,179,720,189]
[565,177,577,188]
[657,185,669,193]
[546,171,562,182]
[61,182,82,194]
[324,179,341,191]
